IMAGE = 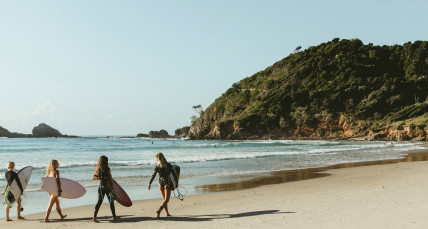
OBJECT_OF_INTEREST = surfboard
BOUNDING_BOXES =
[113,179,132,207]
[41,177,86,199]
[4,166,33,207]
[169,164,180,190]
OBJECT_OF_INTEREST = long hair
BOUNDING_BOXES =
[94,155,109,177]
[46,160,58,176]
[156,152,168,168]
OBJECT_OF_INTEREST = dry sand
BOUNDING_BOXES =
[2,150,428,228]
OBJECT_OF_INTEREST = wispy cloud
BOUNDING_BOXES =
[0,100,59,131]
[29,100,56,115]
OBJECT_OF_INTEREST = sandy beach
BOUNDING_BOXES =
[2,149,428,229]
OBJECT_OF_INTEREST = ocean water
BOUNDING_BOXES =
[0,137,425,217]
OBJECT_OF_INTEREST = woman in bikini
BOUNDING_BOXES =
[45,160,67,222]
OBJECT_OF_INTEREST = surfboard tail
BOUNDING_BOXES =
[170,165,180,190]
[3,186,16,208]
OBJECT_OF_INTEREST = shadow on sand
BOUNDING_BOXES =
[25,210,293,223]
[31,215,134,223]
[120,210,294,223]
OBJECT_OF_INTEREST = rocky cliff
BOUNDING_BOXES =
[189,38,428,141]
[174,126,190,138]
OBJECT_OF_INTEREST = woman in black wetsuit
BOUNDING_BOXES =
[92,155,120,222]
[148,152,173,218]
[4,161,24,221]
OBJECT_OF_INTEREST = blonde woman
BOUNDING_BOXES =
[92,155,120,222]
[148,152,173,218]
[4,162,24,221]
[44,160,67,222]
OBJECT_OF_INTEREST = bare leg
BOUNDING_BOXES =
[157,185,171,217]
[164,188,171,216]
[45,194,56,222]
[6,205,12,221]
[54,197,67,220]
[157,184,165,218]
[159,185,170,216]
[17,198,24,220]
[164,187,171,216]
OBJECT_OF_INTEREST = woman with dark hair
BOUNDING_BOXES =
[148,152,173,218]
[92,155,120,222]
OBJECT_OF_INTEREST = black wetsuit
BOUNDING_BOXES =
[149,163,172,188]
[5,171,23,204]
[94,168,116,218]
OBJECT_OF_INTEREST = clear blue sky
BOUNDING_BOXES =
[1,0,427,136]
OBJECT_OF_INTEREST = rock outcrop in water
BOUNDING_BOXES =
[0,126,13,137]
[0,126,31,138]
[0,123,78,138]
[189,38,428,141]
[132,127,189,139]
[148,130,172,138]
[32,123,64,137]
[136,133,149,138]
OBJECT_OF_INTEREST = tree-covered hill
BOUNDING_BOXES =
[189,38,428,140]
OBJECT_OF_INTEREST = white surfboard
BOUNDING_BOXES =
[41,177,86,199]
[4,166,33,207]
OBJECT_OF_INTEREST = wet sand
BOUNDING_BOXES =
[196,148,428,192]
[2,146,428,228]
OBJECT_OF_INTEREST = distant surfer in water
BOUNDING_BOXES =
[92,155,121,222]
[45,160,67,222]
[148,152,173,218]
[4,161,24,221]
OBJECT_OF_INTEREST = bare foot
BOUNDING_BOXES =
[61,214,67,220]
[44,218,50,223]
[18,216,25,220]
[167,213,171,216]
[113,216,121,221]
[6,218,12,221]
[92,217,99,223]
[156,210,161,218]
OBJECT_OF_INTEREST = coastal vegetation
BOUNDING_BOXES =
[189,38,428,140]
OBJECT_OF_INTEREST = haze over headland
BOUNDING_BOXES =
[1,1,427,136]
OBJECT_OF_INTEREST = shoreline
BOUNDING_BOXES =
[196,145,428,192]
[1,144,428,228]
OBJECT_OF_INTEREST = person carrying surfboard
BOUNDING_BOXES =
[44,160,67,222]
[148,152,173,218]
[92,155,121,222]
[4,161,24,221]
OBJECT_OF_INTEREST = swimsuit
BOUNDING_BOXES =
[149,163,172,188]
